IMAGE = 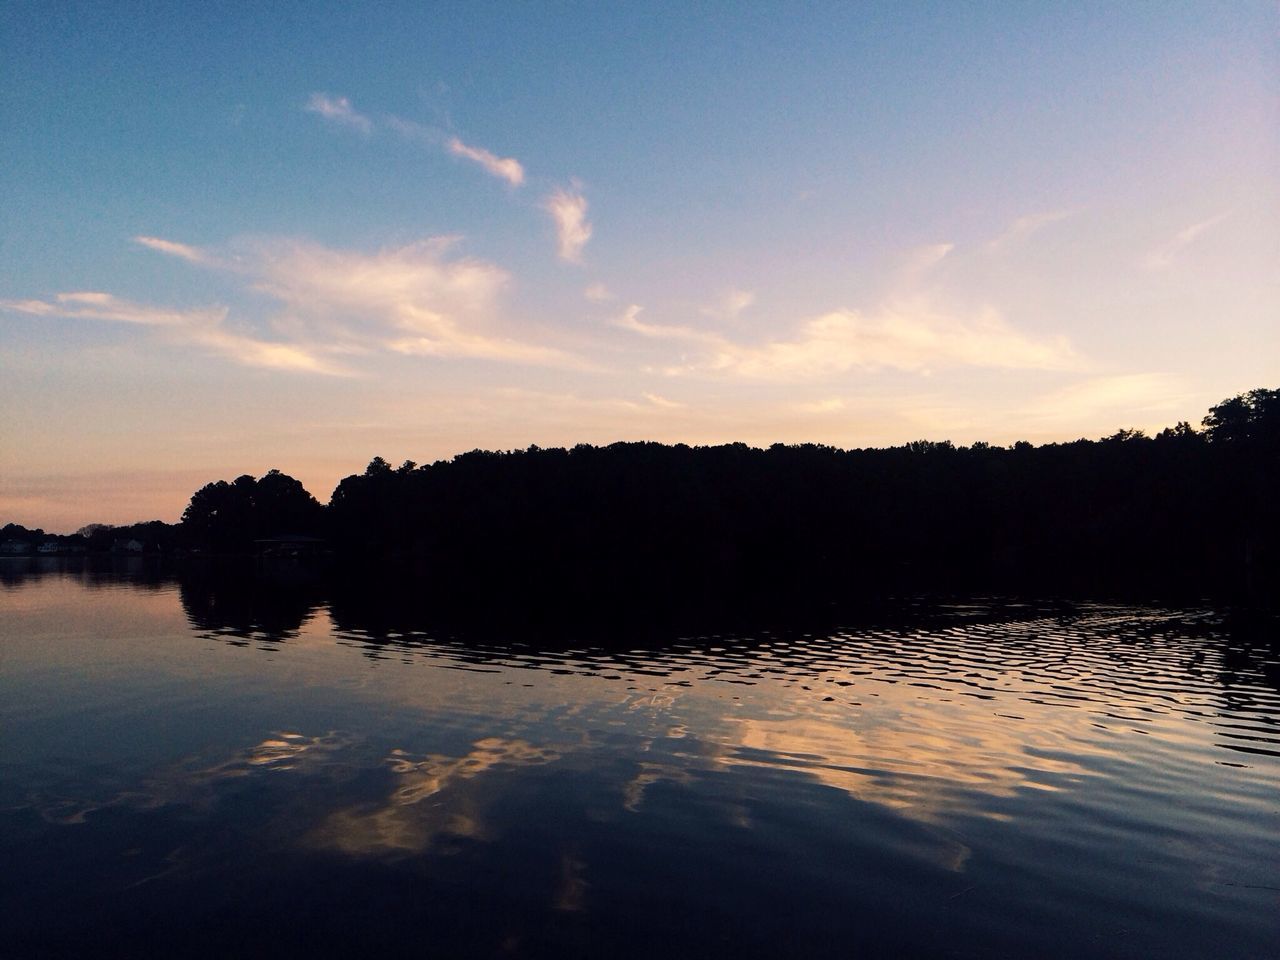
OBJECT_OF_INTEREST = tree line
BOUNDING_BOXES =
[9,387,1277,607]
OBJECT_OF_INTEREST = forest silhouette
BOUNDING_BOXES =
[5,387,1277,608]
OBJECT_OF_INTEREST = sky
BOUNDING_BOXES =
[2,1,1277,531]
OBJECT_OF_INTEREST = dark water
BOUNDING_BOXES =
[1,562,1278,959]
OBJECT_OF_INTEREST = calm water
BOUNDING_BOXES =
[1,563,1277,959]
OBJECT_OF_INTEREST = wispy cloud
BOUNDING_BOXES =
[895,243,954,284]
[133,235,215,265]
[0,292,347,374]
[988,210,1074,249]
[309,100,528,190]
[382,114,433,144]
[2,291,222,327]
[709,303,1077,379]
[642,392,684,410]
[8,235,584,374]
[446,137,524,186]
[1143,212,1230,270]
[231,236,575,366]
[1022,373,1190,426]
[700,288,755,321]
[305,93,373,134]
[613,305,720,344]
[619,299,1077,380]
[545,187,592,263]
[584,282,614,302]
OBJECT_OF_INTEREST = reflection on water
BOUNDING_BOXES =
[1,561,1277,959]
[312,738,562,858]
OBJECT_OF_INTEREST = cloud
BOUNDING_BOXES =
[1023,373,1190,426]
[305,93,373,134]
[583,283,614,302]
[700,288,755,321]
[247,236,500,314]
[544,187,592,262]
[618,299,1077,380]
[0,292,346,374]
[238,236,577,366]
[3,290,222,327]
[988,210,1074,249]
[133,235,214,265]
[446,137,524,186]
[716,304,1076,378]
[896,244,954,283]
[390,121,526,189]
[613,304,720,344]
[196,329,351,374]
[4,235,583,374]
[642,393,684,409]
[1144,212,1230,270]
[307,98,527,191]
[383,114,433,143]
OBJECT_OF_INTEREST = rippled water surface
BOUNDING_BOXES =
[1,564,1278,958]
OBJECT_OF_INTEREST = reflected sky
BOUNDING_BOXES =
[1,565,1277,958]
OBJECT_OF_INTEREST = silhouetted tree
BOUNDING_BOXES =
[1202,388,1280,446]
[180,470,322,552]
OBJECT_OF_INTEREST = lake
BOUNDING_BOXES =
[1,561,1277,958]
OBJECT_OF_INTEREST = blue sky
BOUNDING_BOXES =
[2,2,1277,529]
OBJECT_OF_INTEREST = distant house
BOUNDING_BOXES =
[254,534,327,559]
[111,538,145,554]
[0,539,31,555]
[37,541,61,554]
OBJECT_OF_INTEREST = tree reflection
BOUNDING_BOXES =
[178,562,327,645]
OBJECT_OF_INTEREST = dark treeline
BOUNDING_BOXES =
[7,388,1278,607]
[321,388,1278,607]
[0,519,178,556]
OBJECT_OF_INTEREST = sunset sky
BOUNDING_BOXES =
[2,2,1277,530]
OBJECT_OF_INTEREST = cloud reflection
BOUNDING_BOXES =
[24,731,353,825]
[309,737,559,858]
